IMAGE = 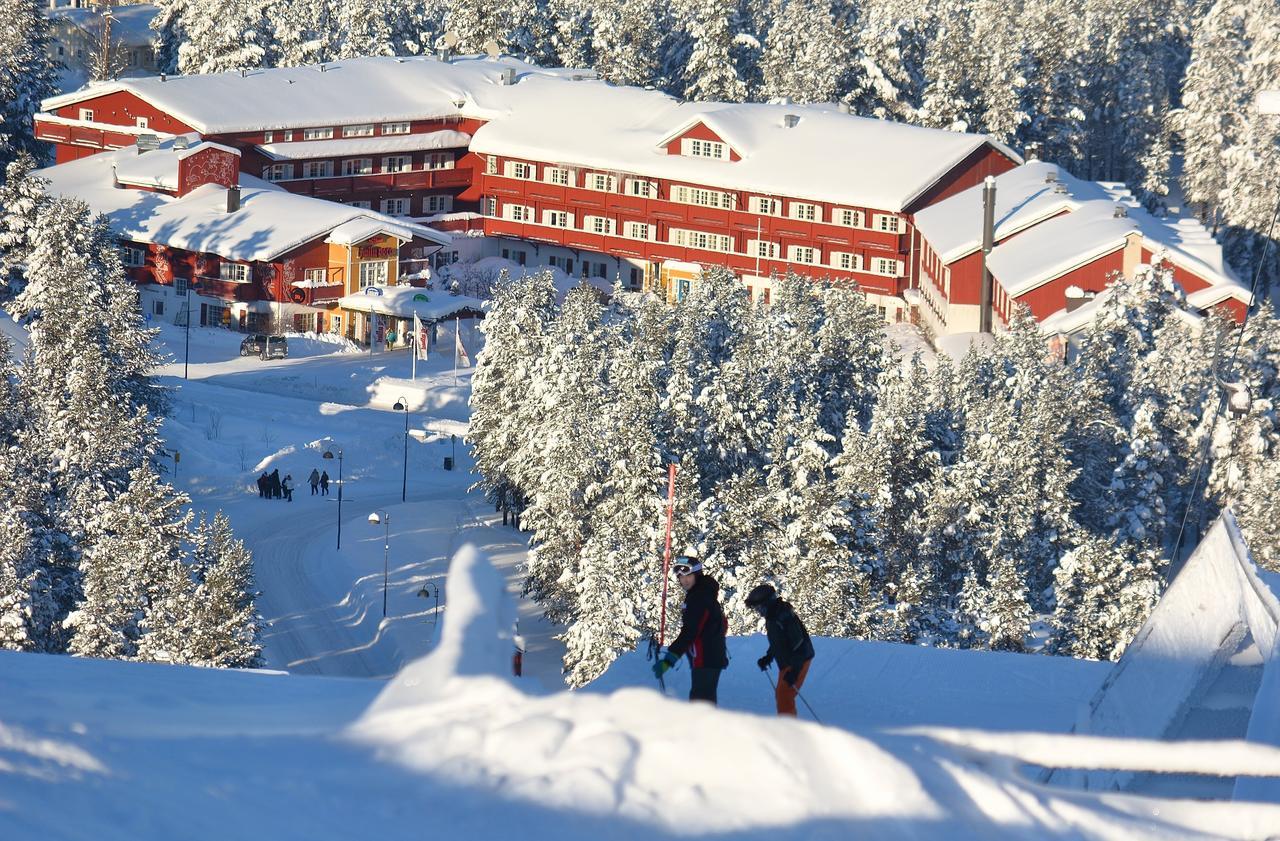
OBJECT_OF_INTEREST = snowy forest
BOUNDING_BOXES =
[0,155,262,666]
[470,268,1280,686]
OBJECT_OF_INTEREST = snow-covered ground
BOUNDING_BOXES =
[4,318,1280,838]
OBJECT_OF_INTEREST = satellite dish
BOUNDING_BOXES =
[442,31,459,49]
[484,39,501,59]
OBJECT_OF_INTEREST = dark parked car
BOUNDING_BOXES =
[260,335,288,360]
[239,334,268,356]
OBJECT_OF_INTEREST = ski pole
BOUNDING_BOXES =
[766,665,822,724]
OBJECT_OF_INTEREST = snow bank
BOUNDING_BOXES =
[1058,511,1280,793]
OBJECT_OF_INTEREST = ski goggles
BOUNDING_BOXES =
[671,560,702,577]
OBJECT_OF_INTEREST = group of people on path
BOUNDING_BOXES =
[257,467,330,501]
[652,556,815,717]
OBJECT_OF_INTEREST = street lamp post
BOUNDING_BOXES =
[182,279,200,379]
[323,448,344,550]
[369,510,390,618]
[393,396,409,502]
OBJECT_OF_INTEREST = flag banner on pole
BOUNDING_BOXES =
[455,317,471,367]
[414,313,428,360]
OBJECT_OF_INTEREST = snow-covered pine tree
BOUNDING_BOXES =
[841,0,926,121]
[181,511,263,667]
[177,0,273,75]
[969,0,1030,143]
[335,0,396,59]
[758,0,850,104]
[546,0,596,69]
[519,284,612,622]
[67,467,193,660]
[918,0,980,132]
[0,0,57,172]
[0,151,47,294]
[1018,0,1090,169]
[269,0,336,66]
[1050,532,1162,660]
[592,0,662,89]
[978,552,1031,652]
[681,0,749,102]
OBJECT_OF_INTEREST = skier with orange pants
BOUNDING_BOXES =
[746,584,815,716]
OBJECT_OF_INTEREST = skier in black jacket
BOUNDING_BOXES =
[746,584,815,716]
[652,557,729,704]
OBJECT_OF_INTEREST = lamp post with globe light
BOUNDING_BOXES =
[393,396,409,502]
[323,448,343,550]
[369,510,390,618]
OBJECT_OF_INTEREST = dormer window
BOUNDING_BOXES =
[681,138,727,160]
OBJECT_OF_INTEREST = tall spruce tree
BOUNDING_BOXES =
[0,0,58,171]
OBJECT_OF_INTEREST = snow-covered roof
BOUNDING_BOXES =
[35,111,175,139]
[40,54,1017,212]
[48,3,157,46]
[987,200,1139,297]
[325,217,419,247]
[41,55,584,135]
[336,287,485,321]
[257,130,472,162]
[37,142,450,262]
[467,77,1018,211]
[912,162,1116,263]
[112,138,240,191]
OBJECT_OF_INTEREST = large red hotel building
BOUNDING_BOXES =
[33,54,1250,337]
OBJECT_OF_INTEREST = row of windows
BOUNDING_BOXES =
[489,157,902,232]
[262,152,454,182]
[263,122,412,143]
[490,202,903,275]
[365,195,454,217]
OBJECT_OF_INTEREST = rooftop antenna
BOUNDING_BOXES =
[484,39,501,60]
[439,31,459,62]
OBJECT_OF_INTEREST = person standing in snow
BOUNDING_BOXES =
[309,468,320,495]
[281,474,294,502]
[746,584,815,717]
[257,472,268,498]
[269,468,281,499]
[652,556,728,704]
[320,470,330,495]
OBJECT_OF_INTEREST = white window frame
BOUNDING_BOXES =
[343,124,374,138]
[485,156,498,175]
[382,122,411,135]
[626,178,655,198]
[302,127,334,140]
[484,196,497,216]
[544,167,572,186]
[348,200,372,209]
[425,152,453,170]
[748,239,778,259]
[175,276,188,296]
[875,214,901,233]
[834,208,863,228]
[787,245,817,264]
[543,209,572,228]
[502,203,533,222]
[79,108,94,122]
[359,260,389,288]
[220,262,250,283]
[304,268,328,284]
[789,202,818,222]
[423,195,453,214]
[680,138,727,160]
[342,158,372,176]
[670,228,732,253]
[749,196,782,215]
[135,116,149,129]
[584,173,617,192]
[872,257,903,276]
[380,198,410,216]
[503,161,534,179]
[382,155,411,174]
[302,161,333,179]
[584,215,616,235]
[263,130,274,143]
[671,185,735,210]
[832,252,862,271]
[281,130,294,141]
[121,245,145,266]
[623,221,652,240]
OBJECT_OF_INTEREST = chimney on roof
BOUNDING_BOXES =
[1044,171,1057,183]
[226,185,240,213]
[979,175,997,334]
[1064,286,1092,313]
[318,63,327,72]
[1052,182,1068,194]
[160,73,166,82]
[137,132,159,152]
[783,114,800,128]
[837,102,850,114]
[173,135,190,150]
[240,68,247,77]
[1113,204,1128,218]
[501,67,515,85]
